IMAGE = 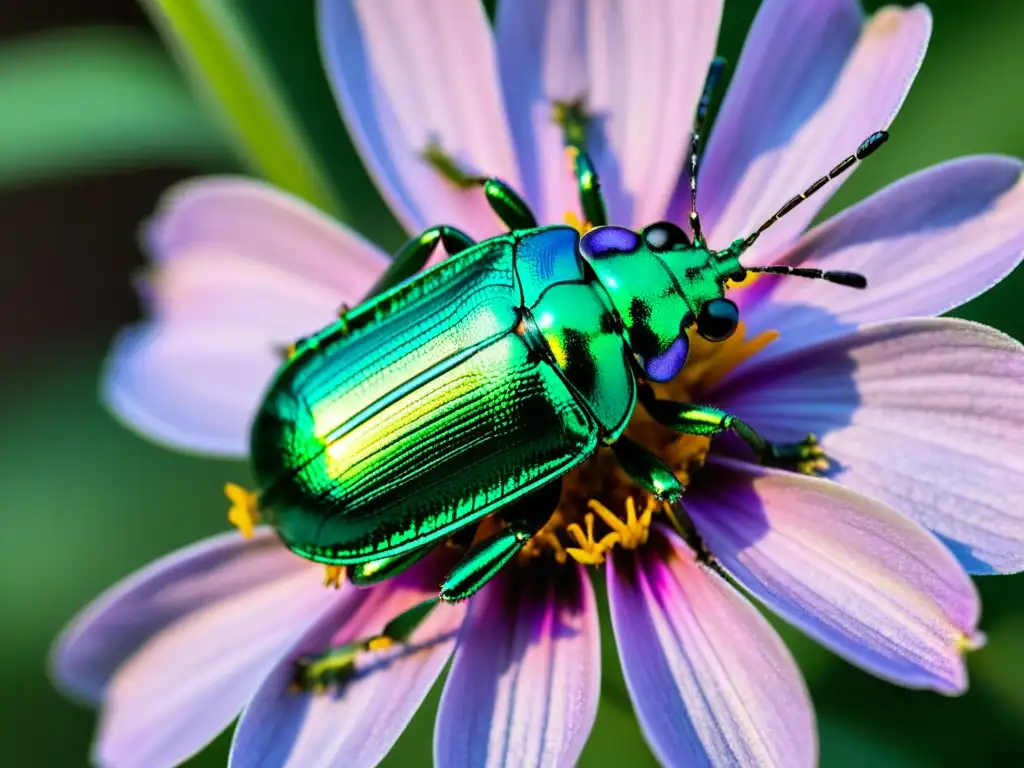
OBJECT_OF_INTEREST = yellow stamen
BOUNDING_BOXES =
[323,566,345,589]
[225,483,260,538]
[367,636,394,652]
[564,210,594,235]
[676,322,780,397]
[726,270,762,291]
[958,631,987,655]
[286,343,298,359]
[521,280,782,568]
[565,512,619,565]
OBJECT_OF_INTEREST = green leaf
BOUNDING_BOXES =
[0,27,230,188]
[141,0,346,218]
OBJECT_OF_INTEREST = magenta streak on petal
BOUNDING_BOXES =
[608,528,815,768]
[91,540,339,768]
[687,460,980,694]
[736,156,1024,361]
[435,564,600,768]
[317,0,520,240]
[710,318,1024,575]
[230,559,465,768]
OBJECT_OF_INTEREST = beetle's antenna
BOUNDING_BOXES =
[740,131,889,251]
[745,264,867,288]
[689,57,727,248]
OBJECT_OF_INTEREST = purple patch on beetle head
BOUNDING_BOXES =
[579,226,641,260]
[644,335,689,382]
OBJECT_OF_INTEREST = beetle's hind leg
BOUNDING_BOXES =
[366,225,476,298]
[291,596,440,693]
[439,481,563,603]
[638,384,829,476]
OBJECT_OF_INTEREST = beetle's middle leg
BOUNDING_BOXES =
[638,384,829,475]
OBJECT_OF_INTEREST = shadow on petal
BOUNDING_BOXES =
[435,560,600,768]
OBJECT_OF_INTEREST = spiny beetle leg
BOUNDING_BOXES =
[611,435,685,501]
[439,481,562,603]
[569,147,608,228]
[366,225,475,298]
[638,386,829,476]
[349,545,433,587]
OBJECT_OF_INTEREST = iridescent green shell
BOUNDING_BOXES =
[250,226,636,564]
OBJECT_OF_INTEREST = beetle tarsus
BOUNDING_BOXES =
[761,434,831,476]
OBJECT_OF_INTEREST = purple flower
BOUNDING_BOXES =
[52,1,1024,766]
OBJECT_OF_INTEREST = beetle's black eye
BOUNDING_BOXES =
[642,221,691,251]
[696,298,739,342]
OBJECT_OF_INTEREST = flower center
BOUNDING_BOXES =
[518,320,778,566]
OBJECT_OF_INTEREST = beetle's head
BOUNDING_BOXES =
[580,203,870,382]
[580,222,738,382]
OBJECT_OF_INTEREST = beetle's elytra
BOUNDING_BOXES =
[246,58,884,606]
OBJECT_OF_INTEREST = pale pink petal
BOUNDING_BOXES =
[498,0,723,227]
[105,179,390,457]
[147,177,388,285]
[318,0,521,239]
[700,5,931,262]
[495,0,584,225]
[230,563,465,768]
[608,528,815,768]
[688,460,981,694]
[712,318,1024,575]
[738,156,1024,360]
[435,564,599,768]
[104,325,285,457]
[672,0,863,228]
[52,530,294,704]
[91,539,336,767]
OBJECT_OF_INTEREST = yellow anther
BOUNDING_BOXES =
[726,270,762,291]
[565,512,619,565]
[286,343,298,359]
[323,566,345,589]
[958,631,987,655]
[678,322,779,397]
[564,210,594,235]
[588,497,653,551]
[225,483,260,538]
[367,636,394,652]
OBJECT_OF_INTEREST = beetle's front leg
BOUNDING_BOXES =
[366,225,476,298]
[639,386,829,476]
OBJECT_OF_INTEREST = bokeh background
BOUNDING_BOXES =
[1,1,1022,765]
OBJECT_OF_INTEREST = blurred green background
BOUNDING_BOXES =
[1,1,1022,765]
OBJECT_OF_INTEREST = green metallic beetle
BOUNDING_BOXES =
[249,59,884,610]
